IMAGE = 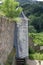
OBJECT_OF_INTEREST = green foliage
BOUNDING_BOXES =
[29,53,43,60]
[0,0,22,18]
[29,33,43,46]
[23,2,43,17]
[0,4,1,8]
[29,25,36,33]
[23,2,43,32]
[14,17,21,22]
[29,15,43,32]
[29,53,40,60]
[29,47,35,54]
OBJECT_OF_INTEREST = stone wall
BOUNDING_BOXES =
[0,16,15,64]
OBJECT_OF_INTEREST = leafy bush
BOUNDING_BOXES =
[0,0,22,18]
[29,25,36,33]
[30,15,43,32]
[29,53,43,60]
[29,47,35,54]
[29,53,40,60]
[29,33,43,46]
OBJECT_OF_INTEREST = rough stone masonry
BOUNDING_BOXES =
[0,16,15,64]
[0,15,28,65]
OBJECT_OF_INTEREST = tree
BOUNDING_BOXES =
[1,0,22,18]
[29,15,43,32]
[29,25,36,33]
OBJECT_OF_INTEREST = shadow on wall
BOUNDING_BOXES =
[13,22,17,48]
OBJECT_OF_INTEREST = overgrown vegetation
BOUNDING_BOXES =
[29,33,43,60]
[0,0,22,18]
[29,53,43,60]
[23,2,43,32]
[22,2,43,60]
[29,33,43,46]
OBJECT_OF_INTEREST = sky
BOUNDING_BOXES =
[37,0,43,1]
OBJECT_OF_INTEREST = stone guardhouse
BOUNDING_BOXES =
[14,12,28,65]
[14,12,28,58]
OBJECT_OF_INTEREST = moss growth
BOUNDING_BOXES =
[4,48,16,65]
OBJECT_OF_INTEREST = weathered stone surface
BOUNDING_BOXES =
[40,46,43,50]
[0,16,28,64]
[0,16,15,64]
[15,18,28,58]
